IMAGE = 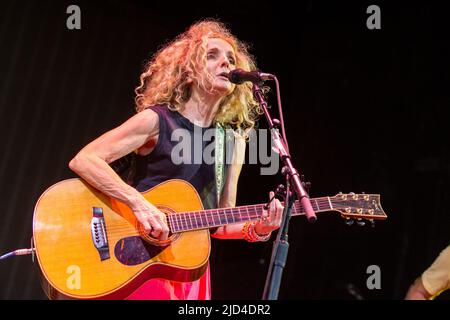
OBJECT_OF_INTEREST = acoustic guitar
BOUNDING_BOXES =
[32,178,387,299]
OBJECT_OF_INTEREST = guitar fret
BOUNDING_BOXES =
[193,212,200,229]
[208,210,214,227]
[220,209,227,225]
[180,213,187,231]
[245,206,251,221]
[213,209,220,226]
[177,214,183,231]
[213,209,218,226]
[170,215,178,233]
[291,203,298,215]
[175,214,181,232]
[320,198,327,211]
[314,199,320,212]
[253,206,258,220]
[191,214,196,229]
[255,205,261,219]
[203,211,209,227]
[193,213,199,229]
[181,213,188,230]
[174,213,180,231]
[238,207,243,223]
[223,208,229,225]
[209,209,216,226]
[195,212,200,228]
[230,208,236,223]
[200,212,207,228]
[222,208,228,224]
[191,212,198,229]
[167,215,173,232]
[327,197,333,210]
[186,213,193,230]
[184,213,190,230]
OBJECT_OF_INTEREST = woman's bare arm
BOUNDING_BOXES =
[68,109,170,240]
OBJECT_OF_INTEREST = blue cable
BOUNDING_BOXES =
[0,251,15,260]
[0,248,35,260]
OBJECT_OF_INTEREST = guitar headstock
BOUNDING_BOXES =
[331,192,387,223]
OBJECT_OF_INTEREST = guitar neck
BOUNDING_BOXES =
[167,197,335,233]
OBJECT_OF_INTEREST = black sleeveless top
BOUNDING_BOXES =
[132,104,218,210]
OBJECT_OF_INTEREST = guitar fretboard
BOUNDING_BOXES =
[168,197,335,233]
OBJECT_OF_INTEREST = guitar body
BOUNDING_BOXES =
[33,178,387,299]
[33,179,210,300]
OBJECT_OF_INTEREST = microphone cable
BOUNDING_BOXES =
[272,75,290,154]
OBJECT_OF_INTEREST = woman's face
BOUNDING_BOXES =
[202,37,237,96]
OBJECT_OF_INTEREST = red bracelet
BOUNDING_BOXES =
[242,221,271,242]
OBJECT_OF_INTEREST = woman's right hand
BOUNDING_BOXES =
[131,200,170,241]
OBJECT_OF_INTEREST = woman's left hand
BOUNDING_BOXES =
[254,191,284,235]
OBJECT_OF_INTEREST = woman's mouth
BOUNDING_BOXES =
[217,73,229,81]
[217,72,229,81]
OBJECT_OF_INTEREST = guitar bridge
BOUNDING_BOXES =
[91,207,110,261]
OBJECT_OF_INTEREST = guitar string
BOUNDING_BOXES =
[100,202,381,235]
[165,203,381,233]
[101,200,377,228]
[99,200,378,231]
[102,201,376,233]
[96,197,376,232]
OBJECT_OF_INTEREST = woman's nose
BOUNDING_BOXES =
[220,56,230,68]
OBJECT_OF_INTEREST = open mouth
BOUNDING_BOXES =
[217,72,229,81]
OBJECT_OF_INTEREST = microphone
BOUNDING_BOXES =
[226,68,274,84]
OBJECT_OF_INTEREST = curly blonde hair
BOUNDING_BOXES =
[134,19,263,130]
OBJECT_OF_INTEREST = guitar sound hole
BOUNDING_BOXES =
[137,223,178,246]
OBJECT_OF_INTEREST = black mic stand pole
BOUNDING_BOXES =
[252,82,317,300]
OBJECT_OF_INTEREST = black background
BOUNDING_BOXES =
[0,0,449,299]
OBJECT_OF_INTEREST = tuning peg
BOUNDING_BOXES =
[369,219,375,228]
[356,219,365,227]
[275,184,286,198]
[345,219,354,226]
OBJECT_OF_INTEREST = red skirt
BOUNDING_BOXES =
[125,262,211,300]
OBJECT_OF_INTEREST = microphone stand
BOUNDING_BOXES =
[252,82,316,300]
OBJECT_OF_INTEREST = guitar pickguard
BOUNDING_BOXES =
[114,236,168,266]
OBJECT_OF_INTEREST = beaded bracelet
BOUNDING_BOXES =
[242,221,272,242]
